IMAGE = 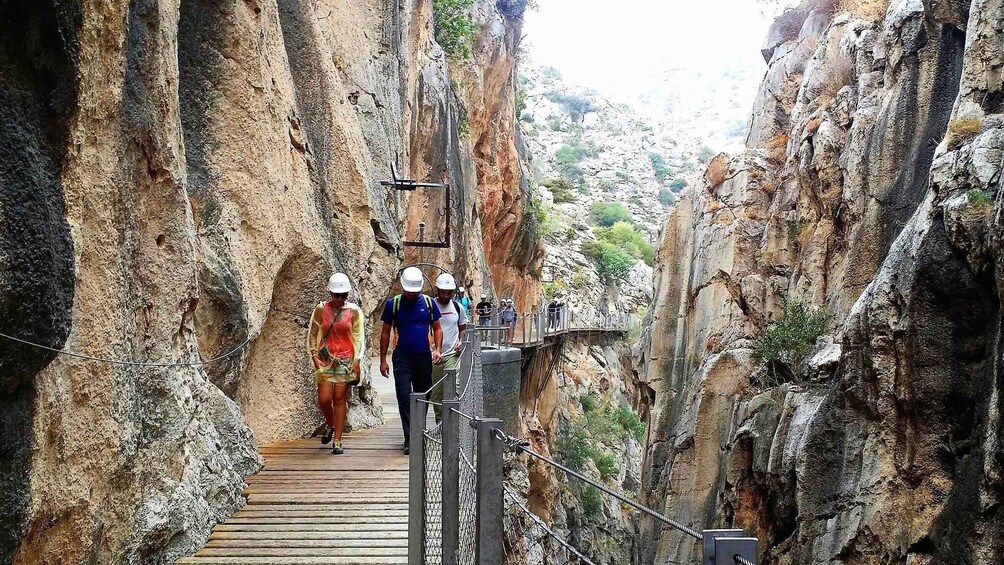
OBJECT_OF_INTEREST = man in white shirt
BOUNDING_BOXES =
[428,272,468,422]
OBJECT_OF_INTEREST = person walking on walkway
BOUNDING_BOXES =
[428,273,467,422]
[476,294,493,327]
[547,298,559,332]
[307,273,364,455]
[379,267,443,454]
[457,286,472,318]
[501,299,517,345]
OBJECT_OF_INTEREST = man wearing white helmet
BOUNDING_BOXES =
[379,266,443,454]
[428,273,467,422]
[475,294,493,326]
[307,273,365,455]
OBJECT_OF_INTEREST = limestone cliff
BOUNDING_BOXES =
[0,0,535,563]
[640,0,1004,563]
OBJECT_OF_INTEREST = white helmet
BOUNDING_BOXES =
[327,272,352,293]
[435,273,457,290]
[458,286,466,293]
[481,294,487,299]
[400,267,425,292]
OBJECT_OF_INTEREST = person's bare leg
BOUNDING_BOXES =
[333,383,349,441]
[317,382,335,427]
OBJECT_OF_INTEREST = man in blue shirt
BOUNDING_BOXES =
[379,267,443,453]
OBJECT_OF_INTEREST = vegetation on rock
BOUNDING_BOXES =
[752,299,828,384]
[432,0,477,59]
[589,202,633,227]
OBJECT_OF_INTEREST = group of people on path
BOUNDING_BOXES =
[306,267,472,455]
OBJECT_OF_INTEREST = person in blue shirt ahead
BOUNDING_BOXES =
[379,267,443,454]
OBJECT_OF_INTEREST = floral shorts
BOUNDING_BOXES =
[315,357,355,385]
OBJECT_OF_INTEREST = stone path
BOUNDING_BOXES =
[178,374,409,564]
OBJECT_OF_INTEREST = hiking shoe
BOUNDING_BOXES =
[331,441,344,455]
[321,426,333,445]
[403,444,410,455]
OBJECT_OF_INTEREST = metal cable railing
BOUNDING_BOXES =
[408,328,758,565]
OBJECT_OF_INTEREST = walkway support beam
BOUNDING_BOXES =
[475,418,504,565]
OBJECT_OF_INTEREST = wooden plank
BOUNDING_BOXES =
[206,539,406,548]
[208,533,407,541]
[231,504,407,512]
[224,518,407,526]
[217,522,407,531]
[178,558,407,564]
[195,547,407,557]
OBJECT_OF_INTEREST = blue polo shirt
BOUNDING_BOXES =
[381,294,442,355]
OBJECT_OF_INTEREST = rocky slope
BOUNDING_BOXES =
[639,0,1004,563]
[0,0,534,563]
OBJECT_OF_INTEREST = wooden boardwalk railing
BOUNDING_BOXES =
[178,375,409,565]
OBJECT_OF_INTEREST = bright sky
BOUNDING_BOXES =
[522,0,776,99]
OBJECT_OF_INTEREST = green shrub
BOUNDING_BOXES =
[545,92,596,121]
[547,118,563,131]
[649,152,670,181]
[432,0,477,59]
[658,188,675,206]
[581,240,634,282]
[753,299,828,383]
[571,270,589,288]
[589,202,633,227]
[628,195,643,206]
[556,423,593,471]
[968,188,993,209]
[542,66,562,80]
[613,406,645,442]
[670,177,688,191]
[615,171,632,183]
[597,180,614,192]
[458,115,470,139]
[581,485,603,519]
[595,453,619,481]
[542,177,577,203]
[595,221,654,266]
[579,394,598,413]
[543,279,568,301]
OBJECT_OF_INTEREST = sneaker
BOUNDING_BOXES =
[403,443,410,455]
[321,426,333,445]
[331,441,344,455]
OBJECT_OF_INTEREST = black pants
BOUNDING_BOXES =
[392,350,433,443]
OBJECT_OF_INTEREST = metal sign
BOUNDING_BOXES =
[381,162,451,248]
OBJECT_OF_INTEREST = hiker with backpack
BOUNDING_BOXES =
[428,273,468,422]
[307,273,365,455]
[379,267,443,454]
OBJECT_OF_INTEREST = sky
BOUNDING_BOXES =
[522,0,778,100]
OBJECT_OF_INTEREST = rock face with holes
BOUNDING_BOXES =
[0,0,535,563]
[639,0,1004,563]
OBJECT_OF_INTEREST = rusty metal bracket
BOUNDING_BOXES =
[381,163,451,248]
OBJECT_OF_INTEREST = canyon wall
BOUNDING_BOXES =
[0,0,534,562]
[640,0,1004,563]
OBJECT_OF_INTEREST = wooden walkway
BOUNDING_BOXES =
[179,375,410,565]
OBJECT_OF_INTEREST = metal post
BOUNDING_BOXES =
[702,530,746,565]
[409,393,428,565]
[475,418,504,565]
[442,399,461,565]
[459,333,473,393]
[444,367,458,401]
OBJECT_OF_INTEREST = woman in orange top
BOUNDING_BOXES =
[307,273,365,455]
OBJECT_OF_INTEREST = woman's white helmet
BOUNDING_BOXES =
[400,267,425,292]
[327,272,352,293]
[435,273,457,290]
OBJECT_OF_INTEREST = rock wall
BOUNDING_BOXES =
[640,0,1004,563]
[0,0,534,562]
